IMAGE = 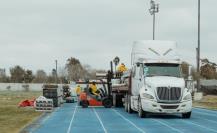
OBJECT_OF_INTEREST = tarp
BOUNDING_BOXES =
[18,99,35,107]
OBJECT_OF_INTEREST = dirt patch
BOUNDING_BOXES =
[193,95,217,110]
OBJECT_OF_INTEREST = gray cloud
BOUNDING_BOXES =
[0,0,216,74]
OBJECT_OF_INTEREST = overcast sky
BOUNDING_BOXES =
[0,0,216,74]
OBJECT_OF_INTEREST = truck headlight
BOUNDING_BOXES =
[141,93,154,100]
[183,94,192,101]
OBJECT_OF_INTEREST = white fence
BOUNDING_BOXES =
[0,83,44,91]
[0,83,77,92]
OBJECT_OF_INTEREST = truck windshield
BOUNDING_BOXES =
[144,63,181,77]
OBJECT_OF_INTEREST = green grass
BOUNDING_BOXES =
[193,95,217,110]
[0,91,42,133]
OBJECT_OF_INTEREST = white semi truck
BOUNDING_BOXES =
[114,40,192,118]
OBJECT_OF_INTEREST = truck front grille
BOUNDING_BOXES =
[157,87,181,102]
[160,105,179,109]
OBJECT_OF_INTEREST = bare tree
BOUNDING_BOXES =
[24,70,34,83]
[181,62,190,79]
[181,62,197,80]
[33,70,47,83]
[45,69,57,83]
[10,66,25,83]
[58,67,67,78]
[0,68,9,83]
[82,64,95,79]
[66,57,84,81]
[58,67,68,83]
[200,58,217,79]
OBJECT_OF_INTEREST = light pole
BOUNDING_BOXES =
[197,0,201,92]
[55,60,58,83]
[149,0,159,40]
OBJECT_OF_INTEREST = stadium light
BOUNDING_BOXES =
[149,0,159,40]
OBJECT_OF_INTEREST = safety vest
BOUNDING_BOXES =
[76,86,81,95]
[89,84,99,95]
[118,65,128,72]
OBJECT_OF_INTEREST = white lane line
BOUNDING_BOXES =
[193,111,217,117]
[93,108,108,133]
[152,119,184,133]
[195,117,217,124]
[67,105,78,133]
[182,120,217,133]
[194,108,217,114]
[112,109,146,133]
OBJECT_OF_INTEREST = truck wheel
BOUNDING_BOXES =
[117,94,124,107]
[127,96,133,114]
[102,98,113,108]
[138,99,146,118]
[113,94,123,107]
[182,112,191,119]
[81,100,89,108]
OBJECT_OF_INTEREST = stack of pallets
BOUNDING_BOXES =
[35,96,53,112]
[43,84,63,107]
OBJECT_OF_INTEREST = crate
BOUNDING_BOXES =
[52,96,62,107]
[35,96,53,112]
[43,84,62,98]
[43,84,63,107]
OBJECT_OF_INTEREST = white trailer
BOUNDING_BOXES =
[123,40,192,118]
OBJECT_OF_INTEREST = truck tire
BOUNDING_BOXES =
[116,94,123,107]
[127,96,133,114]
[102,98,113,108]
[182,112,191,119]
[113,94,124,107]
[116,94,124,107]
[81,100,89,108]
[138,98,146,118]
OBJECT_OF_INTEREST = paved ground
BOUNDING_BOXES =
[30,103,217,133]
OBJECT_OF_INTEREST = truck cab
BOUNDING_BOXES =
[125,40,192,118]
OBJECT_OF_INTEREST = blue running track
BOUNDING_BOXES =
[30,103,217,133]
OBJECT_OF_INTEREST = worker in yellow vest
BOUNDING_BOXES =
[118,63,128,73]
[76,85,82,96]
[89,82,100,96]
